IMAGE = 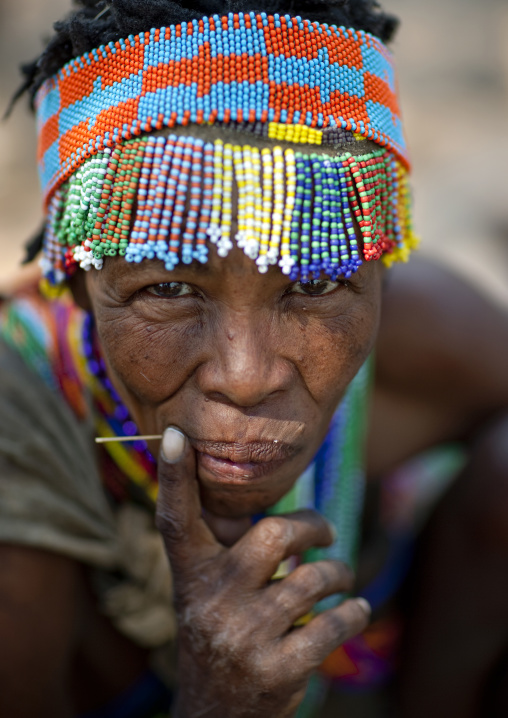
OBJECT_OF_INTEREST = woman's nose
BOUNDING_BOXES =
[196,319,294,408]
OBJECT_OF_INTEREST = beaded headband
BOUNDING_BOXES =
[35,13,417,284]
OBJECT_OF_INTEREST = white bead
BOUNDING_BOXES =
[279,255,295,274]
[244,238,259,259]
[235,230,247,248]
[206,226,221,244]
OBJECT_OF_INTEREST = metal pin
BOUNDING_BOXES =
[95,435,162,444]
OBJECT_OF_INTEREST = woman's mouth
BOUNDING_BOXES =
[192,439,295,483]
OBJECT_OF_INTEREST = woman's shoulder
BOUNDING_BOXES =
[0,281,89,419]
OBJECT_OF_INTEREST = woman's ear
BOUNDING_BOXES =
[68,270,92,312]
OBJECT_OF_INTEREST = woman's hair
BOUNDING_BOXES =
[19,0,398,103]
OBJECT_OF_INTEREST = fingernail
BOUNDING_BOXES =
[161,427,186,464]
[356,597,372,617]
[326,519,338,542]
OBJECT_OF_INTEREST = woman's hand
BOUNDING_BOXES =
[156,428,370,718]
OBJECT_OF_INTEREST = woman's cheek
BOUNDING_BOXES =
[296,301,379,406]
[96,312,201,406]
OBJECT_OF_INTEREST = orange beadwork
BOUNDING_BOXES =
[36,12,409,207]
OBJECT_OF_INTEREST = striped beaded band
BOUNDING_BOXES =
[36,12,409,207]
[41,133,417,284]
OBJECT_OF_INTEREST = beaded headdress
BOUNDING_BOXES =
[35,12,418,284]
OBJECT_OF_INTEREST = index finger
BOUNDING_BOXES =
[156,427,222,573]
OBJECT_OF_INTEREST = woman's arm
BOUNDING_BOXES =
[368,255,508,476]
[0,544,150,717]
[0,545,81,718]
[369,256,508,716]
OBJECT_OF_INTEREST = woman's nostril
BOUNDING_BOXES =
[203,386,283,409]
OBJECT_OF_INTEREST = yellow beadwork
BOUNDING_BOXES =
[268,122,323,146]
[257,148,274,273]
[233,145,247,246]
[382,162,420,267]
[269,146,285,265]
[251,147,264,261]
[242,146,258,259]
[279,149,296,274]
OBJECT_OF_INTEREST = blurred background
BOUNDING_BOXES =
[0,0,507,300]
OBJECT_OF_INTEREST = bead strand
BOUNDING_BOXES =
[181,137,200,265]
[167,138,192,268]
[190,139,208,264]
[233,144,248,254]
[268,146,284,267]
[251,146,264,265]
[196,142,215,261]
[310,153,324,276]
[153,133,176,252]
[289,154,305,281]
[206,140,224,246]
[278,149,296,276]
[217,143,234,257]
[256,148,274,273]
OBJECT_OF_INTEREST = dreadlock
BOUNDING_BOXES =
[18,0,398,105]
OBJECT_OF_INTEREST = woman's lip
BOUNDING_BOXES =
[190,438,295,464]
[197,452,287,482]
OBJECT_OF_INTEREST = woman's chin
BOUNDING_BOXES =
[198,474,289,520]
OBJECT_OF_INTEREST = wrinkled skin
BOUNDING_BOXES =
[85,244,383,520]
[156,429,369,717]
[81,243,382,716]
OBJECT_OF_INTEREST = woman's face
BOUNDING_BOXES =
[81,120,386,520]
[84,242,383,518]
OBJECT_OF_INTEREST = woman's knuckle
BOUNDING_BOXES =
[327,560,355,590]
[255,518,289,553]
[303,562,327,588]
[155,507,186,543]
[252,655,280,691]
[325,611,350,643]
[273,590,298,625]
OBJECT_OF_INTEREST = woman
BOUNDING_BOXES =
[1,1,507,717]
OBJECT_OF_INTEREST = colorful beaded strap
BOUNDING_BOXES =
[36,12,409,206]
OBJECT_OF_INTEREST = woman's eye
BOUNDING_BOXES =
[290,279,343,296]
[145,282,194,298]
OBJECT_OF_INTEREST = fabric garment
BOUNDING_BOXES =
[0,335,117,567]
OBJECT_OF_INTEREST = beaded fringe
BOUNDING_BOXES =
[41,135,417,284]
